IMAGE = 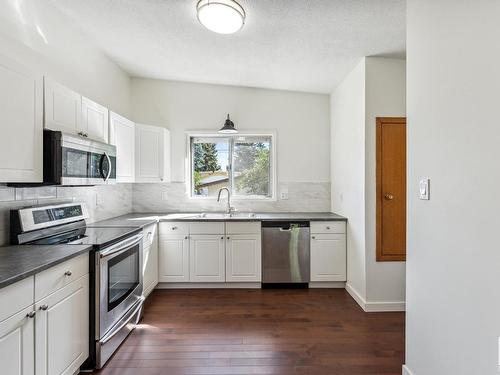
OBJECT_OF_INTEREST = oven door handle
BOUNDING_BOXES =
[99,233,144,259]
[100,297,144,345]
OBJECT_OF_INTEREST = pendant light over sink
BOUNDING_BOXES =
[196,0,246,34]
[218,114,238,134]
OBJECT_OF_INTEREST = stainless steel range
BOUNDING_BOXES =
[10,202,144,370]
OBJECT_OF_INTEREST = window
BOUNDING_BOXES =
[189,134,274,199]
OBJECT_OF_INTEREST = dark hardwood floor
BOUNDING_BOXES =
[94,289,404,375]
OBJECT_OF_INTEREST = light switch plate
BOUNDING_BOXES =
[419,178,430,200]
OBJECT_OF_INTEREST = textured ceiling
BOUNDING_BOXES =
[50,0,405,93]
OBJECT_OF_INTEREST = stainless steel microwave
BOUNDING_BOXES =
[43,130,116,185]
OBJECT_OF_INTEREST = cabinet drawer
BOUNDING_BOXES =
[226,222,261,235]
[0,276,34,323]
[189,222,224,235]
[143,223,158,248]
[310,221,346,234]
[159,222,189,235]
[35,253,89,301]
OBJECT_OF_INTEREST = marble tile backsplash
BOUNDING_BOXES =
[132,182,331,213]
[0,184,132,246]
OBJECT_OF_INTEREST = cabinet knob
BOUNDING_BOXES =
[227,236,230,240]
[172,226,177,230]
[26,311,36,318]
[147,231,152,237]
[220,236,224,239]
[326,226,331,230]
[312,236,316,240]
[184,236,188,239]
[64,270,72,276]
[39,304,49,311]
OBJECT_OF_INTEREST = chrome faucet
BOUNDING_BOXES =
[217,187,234,214]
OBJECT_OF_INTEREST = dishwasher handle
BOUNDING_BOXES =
[261,221,310,229]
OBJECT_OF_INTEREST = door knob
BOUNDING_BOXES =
[384,193,394,200]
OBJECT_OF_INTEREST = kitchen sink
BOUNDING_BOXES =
[195,212,256,219]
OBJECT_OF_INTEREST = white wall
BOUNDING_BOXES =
[365,58,406,304]
[406,1,500,374]
[331,57,406,310]
[131,78,330,183]
[330,59,367,300]
[0,0,131,116]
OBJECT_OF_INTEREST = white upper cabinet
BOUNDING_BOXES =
[81,96,109,142]
[44,77,81,134]
[109,111,135,182]
[0,55,43,182]
[135,124,171,183]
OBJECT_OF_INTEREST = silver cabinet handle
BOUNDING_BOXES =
[64,270,72,276]
[39,304,49,311]
[26,311,36,318]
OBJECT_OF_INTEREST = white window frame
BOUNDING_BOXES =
[185,130,277,201]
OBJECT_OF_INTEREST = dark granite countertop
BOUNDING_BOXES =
[90,212,347,226]
[0,244,93,289]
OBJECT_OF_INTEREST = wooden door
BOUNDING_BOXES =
[189,235,225,282]
[310,234,347,281]
[226,234,262,282]
[376,117,406,261]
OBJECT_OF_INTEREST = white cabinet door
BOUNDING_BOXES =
[158,235,189,282]
[310,234,347,282]
[109,111,135,182]
[0,306,35,375]
[44,77,81,134]
[226,234,261,282]
[135,124,170,183]
[0,55,43,182]
[143,229,159,296]
[81,96,108,142]
[35,275,89,375]
[190,235,225,282]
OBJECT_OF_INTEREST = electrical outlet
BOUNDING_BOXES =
[280,192,289,200]
[96,193,102,206]
[161,191,169,201]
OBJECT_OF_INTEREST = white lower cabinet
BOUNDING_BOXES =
[0,305,35,375]
[35,274,89,375]
[159,235,190,282]
[189,235,225,282]
[226,234,261,282]
[310,234,347,282]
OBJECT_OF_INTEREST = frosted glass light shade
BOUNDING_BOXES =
[197,0,246,34]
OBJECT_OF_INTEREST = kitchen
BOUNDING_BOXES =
[1,1,497,375]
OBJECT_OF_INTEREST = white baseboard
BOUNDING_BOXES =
[156,282,261,289]
[402,364,414,375]
[345,282,406,312]
[309,281,346,288]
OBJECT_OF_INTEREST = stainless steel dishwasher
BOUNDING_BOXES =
[262,221,310,284]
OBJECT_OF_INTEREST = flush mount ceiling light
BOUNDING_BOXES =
[196,0,246,34]
[218,114,238,133]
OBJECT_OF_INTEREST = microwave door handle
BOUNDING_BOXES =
[104,152,112,181]
[99,152,112,182]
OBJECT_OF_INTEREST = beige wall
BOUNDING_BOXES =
[406,1,500,374]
